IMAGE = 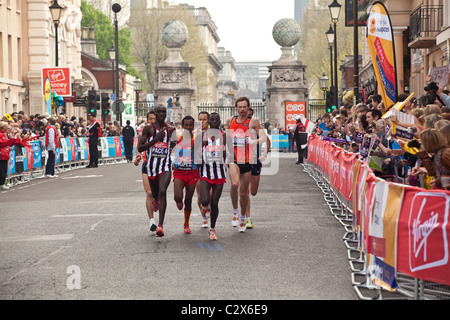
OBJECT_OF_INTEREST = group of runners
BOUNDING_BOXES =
[134,96,270,241]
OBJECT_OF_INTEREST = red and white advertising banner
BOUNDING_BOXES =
[367,180,405,291]
[42,67,72,97]
[397,187,450,286]
[285,101,306,130]
[341,152,358,201]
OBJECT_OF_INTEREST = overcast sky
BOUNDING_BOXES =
[173,0,295,62]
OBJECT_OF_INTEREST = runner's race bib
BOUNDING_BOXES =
[205,145,223,163]
[175,146,193,170]
[151,141,169,158]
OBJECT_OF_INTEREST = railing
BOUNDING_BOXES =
[304,136,450,300]
[308,99,327,122]
[409,5,443,43]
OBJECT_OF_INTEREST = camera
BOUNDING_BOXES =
[407,126,417,134]
[424,81,438,92]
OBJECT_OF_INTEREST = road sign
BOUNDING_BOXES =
[111,94,116,102]
[112,100,125,113]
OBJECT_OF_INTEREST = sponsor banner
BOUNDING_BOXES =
[361,172,377,252]
[101,137,125,158]
[42,67,72,97]
[79,138,88,160]
[397,188,450,286]
[367,1,397,109]
[367,180,404,291]
[269,135,289,149]
[31,141,42,168]
[285,101,306,130]
[8,147,16,175]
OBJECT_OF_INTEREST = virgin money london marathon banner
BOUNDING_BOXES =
[367,2,397,108]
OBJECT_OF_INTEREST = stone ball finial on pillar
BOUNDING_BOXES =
[160,19,189,63]
[272,18,301,60]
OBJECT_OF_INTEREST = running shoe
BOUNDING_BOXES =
[184,225,192,234]
[176,202,183,210]
[152,199,159,212]
[150,219,157,232]
[209,229,218,241]
[238,218,246,233]
[156,225,164,237]
[201,217,208,228]
[246,218,254,229]
[232,214,239,227]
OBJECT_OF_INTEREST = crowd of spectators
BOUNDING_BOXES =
[0,111,125,140]
[312,80,450,190]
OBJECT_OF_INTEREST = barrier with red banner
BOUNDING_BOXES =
[307,135,450,289]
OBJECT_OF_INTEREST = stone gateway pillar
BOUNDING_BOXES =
[154,20,197,123]
[266,18,309,131]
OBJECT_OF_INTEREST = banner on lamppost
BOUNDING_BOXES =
[366,1,397,109]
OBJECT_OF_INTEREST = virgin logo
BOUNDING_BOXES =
[408,192,449,272]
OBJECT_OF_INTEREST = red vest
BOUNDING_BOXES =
[89,119,102,137]
[45,125,59,148]
[296,121,305,133]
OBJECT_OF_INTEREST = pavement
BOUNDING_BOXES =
[0,152,358,301]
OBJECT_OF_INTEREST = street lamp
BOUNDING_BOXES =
[134,76,142,120]
[112,3,121,124]
[325,25,334,90]
[328,0,341,108]
[319,73,329,99]
[109,46,115,96]
[49,0,63,67]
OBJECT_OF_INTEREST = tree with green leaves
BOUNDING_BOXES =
[80,0,136,75]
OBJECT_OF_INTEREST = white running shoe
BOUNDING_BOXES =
[201,217,208,228]
[1,185,10,190]
[238,217,246,233]
[232,214,239,227]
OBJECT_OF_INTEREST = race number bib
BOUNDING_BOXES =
[233,133,246,148]
[151,141,169,158]
[205,145,223,163]
[175,147,193,170]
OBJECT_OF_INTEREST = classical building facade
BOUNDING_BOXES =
[0,0,85,118]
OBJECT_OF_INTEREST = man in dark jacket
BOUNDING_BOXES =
[293,115,307,164]
[86,113,101,168]
[122,120,135,162]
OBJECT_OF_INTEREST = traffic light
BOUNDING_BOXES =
[326,89,336,113]
[101,93,110,115]
[88,90,98,114]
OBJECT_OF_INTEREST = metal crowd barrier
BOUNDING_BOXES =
[302,157,450,300]
[5,136,135,188]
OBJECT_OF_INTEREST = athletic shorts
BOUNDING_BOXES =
[200,177,226,185]
[251,161,262,176]
[229,162,253,174]
[142,161,147,175]
[173,168,199,186]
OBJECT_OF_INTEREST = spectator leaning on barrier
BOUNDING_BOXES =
[44,117,59,178]
[0,121,28,190]
[416,128,450,190]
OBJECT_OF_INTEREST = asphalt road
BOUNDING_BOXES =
[0,153,357,301]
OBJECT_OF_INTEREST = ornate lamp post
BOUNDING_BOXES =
[328,0,341,108]
[134,76,142,121]
[325,25,334,91]
[49,0,63,67]
[319,73,329,99]
[109,46,115,96]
